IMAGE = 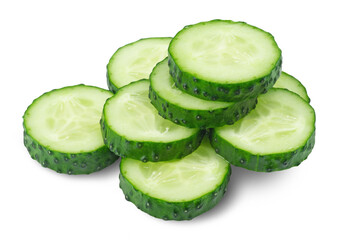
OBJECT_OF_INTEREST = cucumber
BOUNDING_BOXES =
[107,37,171,93]
[274,71,310,102]
[101,79,204,162]
[119,137,231,220]
[23,85,119,174]
[149,58,258,128]
[210,88,315,172]
[168,20,282,102]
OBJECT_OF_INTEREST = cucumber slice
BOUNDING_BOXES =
[23,85,119,174]
[107,37,171,93]
[274,71,310,102]
[210,88,315,172]
[168,20,282,101]
[149,58,258,128]
[119,137,231,220]
[101,79,204,162]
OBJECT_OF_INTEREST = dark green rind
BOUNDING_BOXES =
[100,117,205,162]
[209,129,315,172]
[23,129,119,175]
[106,37,172,93]
[168,53,282,102]
[119,161,231,220]
[106,75,148,94]
[149,84,258,128]
[106,71,119,94]
[274,71,311,103]
[168,20,282,102]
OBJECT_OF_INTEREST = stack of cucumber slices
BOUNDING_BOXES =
[23,20,315,220]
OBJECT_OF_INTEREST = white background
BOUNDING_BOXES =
[1,0,337,239]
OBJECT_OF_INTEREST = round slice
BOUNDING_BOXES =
[149,58,258,128]
[23,85,119,174]
[107,37,171,93]
[210,88,315,172]
[274,71,310,102]
[119,137,231,220]
[168,20,282,102]
[101,79,204,162]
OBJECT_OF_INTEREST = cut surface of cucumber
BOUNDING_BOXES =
[168,20,282,101]
[107,37,171,93]
[149,58,257,128]
[23,85,119,174]
[211,88,315,172]
[101,80,204,162]
[170,20,280,83]
[120,137,231,220]
[274,71,310,102]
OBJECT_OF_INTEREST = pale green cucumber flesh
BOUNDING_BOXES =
[107,37,171,92]
[101,80,204,161]
[211,88,315,172]
[168,20,282,102]
[149,58,257,128]
[274,71,310,102]
[23,85,119,174]
[119,137,231,220]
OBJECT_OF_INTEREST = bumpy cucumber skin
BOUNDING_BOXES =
[149,84,257,128]
[23,129,119,175]
[119,161,231,220]
[100,116,205,162]
[168,54,282,102]
[209,129,315,172]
